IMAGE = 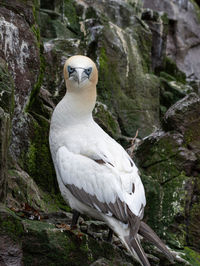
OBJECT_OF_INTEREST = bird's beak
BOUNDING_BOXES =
[75,68,83,84]
[75,68,88,84]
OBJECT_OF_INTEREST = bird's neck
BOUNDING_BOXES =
[52,84,96,127]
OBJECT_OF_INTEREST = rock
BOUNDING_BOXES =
[142,9,168,72]
[136,93,200,253]
[90,258,111,266]
[163,92,200,135]
[6,169,45,211]
[0,108,10,202]
[142,0,200,82]
[0,0,41,160]
[93,102,121,139]
[0,204,139,266]
[0,235,23,266]
[90,258,133,266]
[40,0,161,138]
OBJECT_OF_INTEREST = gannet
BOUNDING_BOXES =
[49,55,174,266]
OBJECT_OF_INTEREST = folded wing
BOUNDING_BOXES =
[56,146,145,226]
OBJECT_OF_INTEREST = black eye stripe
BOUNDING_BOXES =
[67,66,92,76]
[84,67,92,76]
[67,66,75,74]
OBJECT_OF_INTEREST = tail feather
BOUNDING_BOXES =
[124,235,151,266]
[131,237,151,266]
[139,221,174,262]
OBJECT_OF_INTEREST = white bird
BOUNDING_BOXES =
[49,55,174,266]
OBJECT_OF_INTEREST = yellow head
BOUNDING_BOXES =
[64,55,98,91]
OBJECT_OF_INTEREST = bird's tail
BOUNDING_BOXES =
[139,221,174,263]
[122,220,174,266]
[122,214,151,266]
[124,234,151,266]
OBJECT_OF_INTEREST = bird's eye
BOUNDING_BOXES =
[84,67,92,76]
[67,66,75,75]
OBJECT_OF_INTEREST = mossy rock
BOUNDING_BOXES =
[93,102,121,140]
[159,75,193,115]
[24,114,56,194]
[163,57,186,84]
[0,59,14,115]
[38,10,76,40]
[183,247,200,266]
[22,218,138,266]
[186,176,200,252]
[0,205,138,266]
[96,25,160,138]
[163,93,200,133]
[136,132,191,245]
[0,204,24,241]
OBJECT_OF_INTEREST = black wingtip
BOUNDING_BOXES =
[139,221,174,263]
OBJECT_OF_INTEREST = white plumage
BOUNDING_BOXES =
[49,55,173,266]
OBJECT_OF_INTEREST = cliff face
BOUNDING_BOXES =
[143,0,200,82]
[0,0,200,265]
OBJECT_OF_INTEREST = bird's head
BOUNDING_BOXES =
[64,55,98,91]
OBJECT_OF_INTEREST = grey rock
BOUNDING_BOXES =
[0,235,23,266]
[164,92,200,133]
[0,108,10,202]
[143,0,200,81]
[136,92,200,252]
[0,2,40,160]
[90,258,110,266]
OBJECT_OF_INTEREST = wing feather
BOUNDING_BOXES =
[56,146,145,226]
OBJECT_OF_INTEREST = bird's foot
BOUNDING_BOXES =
[106,228,113,243]
[71,210,80,229]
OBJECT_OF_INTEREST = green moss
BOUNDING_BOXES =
[63,0,82,35]
[0,220,23,238]
[188,202,200,248]
[163,57,186,84]
[160,79,187,116]
[25,115,56,194]
[25,53,45,112]
[85,6,98,19]
[159,56,190,116]
[190,0,200,23]
[160,71,175,81]
[42,192,71,212]
[133,21,152,73]
[162,173,188,229]
[98,47,113,105]
[27,143,37,175]
[22,220,80,265]
[23,114,71,212]
[184,121,200,145]
[140,170,188,244]
[26,3,46,112]
[0,60,15,115]
[186,176,200,250]
[0,205,24,240]
[93,102,120,139]
[137,134,179,172]
[136,135,190,243]
[140,173,162,231]
[183,247,200,266]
